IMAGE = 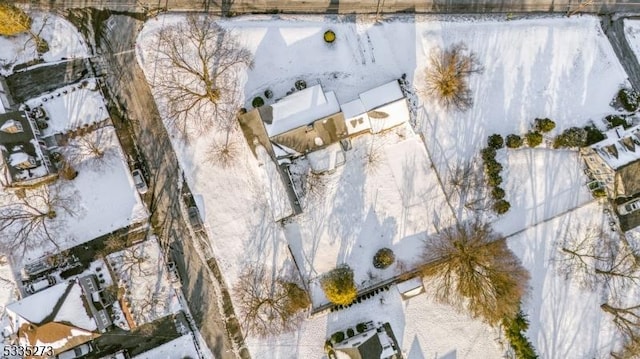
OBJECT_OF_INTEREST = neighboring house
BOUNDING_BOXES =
[580,124,640,230]
[238,79,410,173]
[3,277,108,356]
[332,322,399,359]
[0,110,57,186]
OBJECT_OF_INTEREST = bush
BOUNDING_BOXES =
[505,134,523,149]
[252,96,264,108]
[373,248,396,269]
[592,188,606,198]
[487,134,504,149]
[324,30,336,43]
[605,115,629,129]
[321,266,357,305]
[617,88,640,112]
[282,282,311,312]
[0,3,31,36]
[356,323,367,333]
[503,310,538,359]
[534,118,556,133]
[295,80,307,91]
[525,131,543,147]
[346,328,355,337]
[491,187,505,200]
[553,127,587,148]
[484,159,503,177]
[425,43,481,111]
[487,173,503,187]
[331,331,345,344]
[481,147,497,162]
[264,89,273,99]
[493,199,511,214]
[583,125,605,146]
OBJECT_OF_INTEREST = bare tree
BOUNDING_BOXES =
[118,245,152,277]
[135,287,165,322]
[153,15,252,137]
[424,43,482,112]
[555,225,640,290]
[602,302,640,359]
[0,183,78,255]
[234,264,309,338]
[421,220,529,325]
[446,160,489,212]
[63,125,121,171]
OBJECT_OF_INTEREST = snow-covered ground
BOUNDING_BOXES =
[624,19,640,62]
[106,237,181,327]
[0,12,88,75]
[286,124,451,305]
[12,125,148,263]
[132,334,200,359]
[137,14,629,359]
[25,78,109,134]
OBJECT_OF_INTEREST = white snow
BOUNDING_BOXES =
[106,237,181,326]
[255,144,293,221]
[5,282,67,324]
[358,80,404,111]
[137,14,629,359]
[268,85,340,136]
[0,12,88,76]
[54,282,97,332]
[25,79,109,134]
[132,334,200,359]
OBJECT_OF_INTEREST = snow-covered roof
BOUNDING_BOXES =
[341,99,371,135]
[358,80,404,111]
[590,124,640,169]
[132,334,200,359]
[266,85,341,136]
[8,151,32,166]
[0,119,21,132]
[5,281,100,354]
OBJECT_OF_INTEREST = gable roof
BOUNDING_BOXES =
[5,281,100,354]
[335,330,383,359]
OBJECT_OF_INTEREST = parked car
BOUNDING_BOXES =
[25,276,56,294]
[131,169,148,194]
[618,199,640,215]
[187,206,204,233]
[57,343,92,359]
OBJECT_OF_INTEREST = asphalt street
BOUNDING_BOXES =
[89,13,244,359]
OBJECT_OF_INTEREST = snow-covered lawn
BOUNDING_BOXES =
[286,124,451,305]
[248,286,502,359]
[624,19,640,62]
[137,14,629,359]
[0,12,88,76]
[106,237,181,327]
[25,78,109,134]
[495,148,594,235]
[507,201,619,359]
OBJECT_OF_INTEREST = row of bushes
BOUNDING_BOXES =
[503,309,538,359]
[483,118,556,215]
[481,146,510,214]
[552,125,606,149]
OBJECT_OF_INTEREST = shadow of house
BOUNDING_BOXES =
[580,124,640,230]
[0,110,57,187]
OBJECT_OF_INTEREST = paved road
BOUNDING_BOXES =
[602,15,640,92]
[87,12,244,359]
[15,0,640,14]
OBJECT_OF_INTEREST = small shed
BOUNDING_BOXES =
[396,277,424,299]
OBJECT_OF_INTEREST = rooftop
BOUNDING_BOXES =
[589,125,640,169]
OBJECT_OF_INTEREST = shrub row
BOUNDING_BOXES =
[482,139,510,215]
[502,310,538,359]
[552,125,605,148]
